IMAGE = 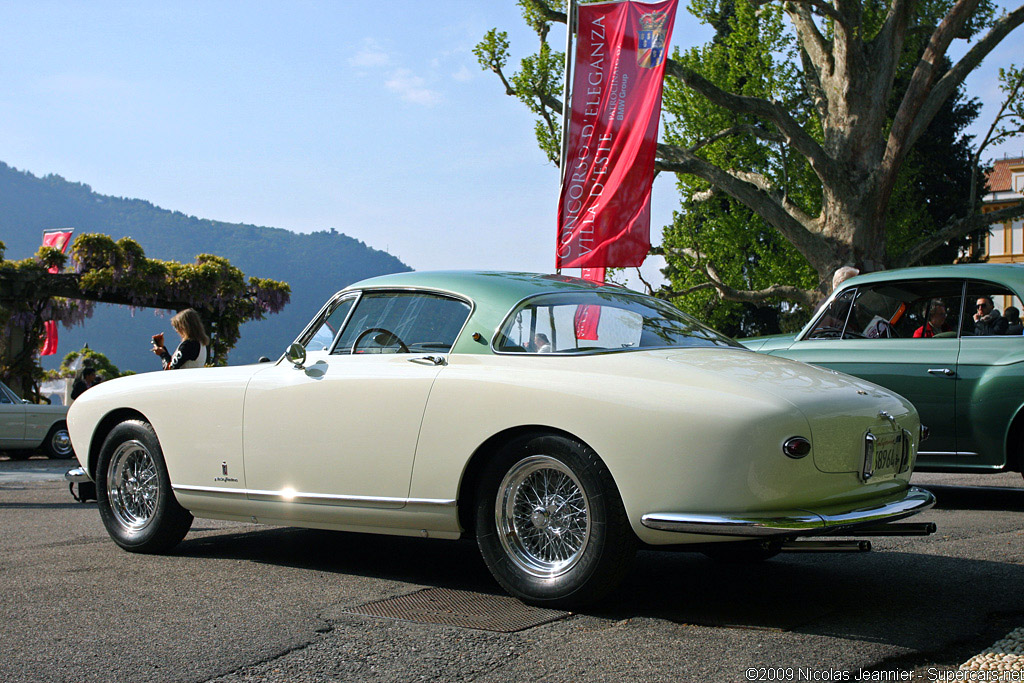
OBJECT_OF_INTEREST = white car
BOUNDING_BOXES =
[0,380,73,459]
[66,271,935,606]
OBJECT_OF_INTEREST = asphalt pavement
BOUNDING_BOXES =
[1,457,1022,683]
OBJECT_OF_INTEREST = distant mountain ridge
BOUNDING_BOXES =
[0,162,411,372]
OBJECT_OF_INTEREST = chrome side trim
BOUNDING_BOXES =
[172,484,456,508]
[640,486,935,538]
[64,466,92,483]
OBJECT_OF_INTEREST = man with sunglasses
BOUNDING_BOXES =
[973,295,1009,335]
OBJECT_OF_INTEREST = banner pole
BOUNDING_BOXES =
[556,0,578,275]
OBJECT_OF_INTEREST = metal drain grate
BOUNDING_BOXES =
[343,588,570,633]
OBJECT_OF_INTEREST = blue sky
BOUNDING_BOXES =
[0,1,1020,280]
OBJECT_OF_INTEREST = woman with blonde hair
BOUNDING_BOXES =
[152,308,209,370]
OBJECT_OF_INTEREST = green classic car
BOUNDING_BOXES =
[742,264,1024,478]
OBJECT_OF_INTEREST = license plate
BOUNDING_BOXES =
[865,431,902,481]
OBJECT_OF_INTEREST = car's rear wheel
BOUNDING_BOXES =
[475,434,636,607]
[43,423,74,459]
[96,420,192,553]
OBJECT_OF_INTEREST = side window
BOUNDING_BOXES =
[964,281,1023,336]
[806,289,856,339]
[806,280,964,341]
[334,291,471,355]
[501,304,644,352]
[303,295,357,352]
[898,281,962,339]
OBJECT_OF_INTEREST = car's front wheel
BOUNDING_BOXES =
[475,434,636,607]
[43,423,74,459]
[96,420,192,553]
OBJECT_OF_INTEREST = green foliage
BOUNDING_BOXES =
[658,1,819,334]
[63,234,291,363]
[1,230,291,394]
[50,347,132,381]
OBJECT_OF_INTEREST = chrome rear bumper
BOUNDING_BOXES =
[64,466,92,483]
[640,486,935,537]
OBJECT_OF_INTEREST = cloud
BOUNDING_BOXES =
[384,69,441,106]
[452,65,474,83]
[348,38,391,69]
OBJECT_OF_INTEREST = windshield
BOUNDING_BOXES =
[495,291,740,354]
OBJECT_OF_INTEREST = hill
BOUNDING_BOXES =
[0,162,411,372]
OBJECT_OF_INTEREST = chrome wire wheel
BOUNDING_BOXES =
[107,439,161,533]
[496,455,591,578]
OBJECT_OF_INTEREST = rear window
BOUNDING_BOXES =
[495,291,739,354]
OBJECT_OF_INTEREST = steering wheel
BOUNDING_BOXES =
[351,327,409,354]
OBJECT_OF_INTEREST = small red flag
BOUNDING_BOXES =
[42,229,74,274]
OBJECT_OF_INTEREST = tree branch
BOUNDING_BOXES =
[905,5,1024,155]
[970,66,1024,208]
[787,3,832,122]
[657,143,821,244]
[689,124,785,152]
[664,60,838,189]
[884,0,986,174]
[522,0,566,25]
[892,201,1024,269]
[660,246,820,307]
[762,0,844,25]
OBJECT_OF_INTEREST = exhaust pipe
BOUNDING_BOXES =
[842,522,937,537]
[781,540,872,553]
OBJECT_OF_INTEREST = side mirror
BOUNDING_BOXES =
[285,343,306,369]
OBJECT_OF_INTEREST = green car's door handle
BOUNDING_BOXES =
[927,368,956,377]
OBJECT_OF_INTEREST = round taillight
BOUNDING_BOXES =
[783,437,811,459]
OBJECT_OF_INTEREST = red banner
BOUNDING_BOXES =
[41,321,59,356]
[556,0,677,270]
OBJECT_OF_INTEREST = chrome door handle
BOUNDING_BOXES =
[408,355,446,366]
[927,368,955,377]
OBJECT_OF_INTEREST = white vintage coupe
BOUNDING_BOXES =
[67,271,935,606]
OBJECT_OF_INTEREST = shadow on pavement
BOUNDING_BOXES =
[173,524,1024,654]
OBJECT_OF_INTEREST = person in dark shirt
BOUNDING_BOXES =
[152,308,210,370]
[70,367,97,400]
[973,296,1008,336]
